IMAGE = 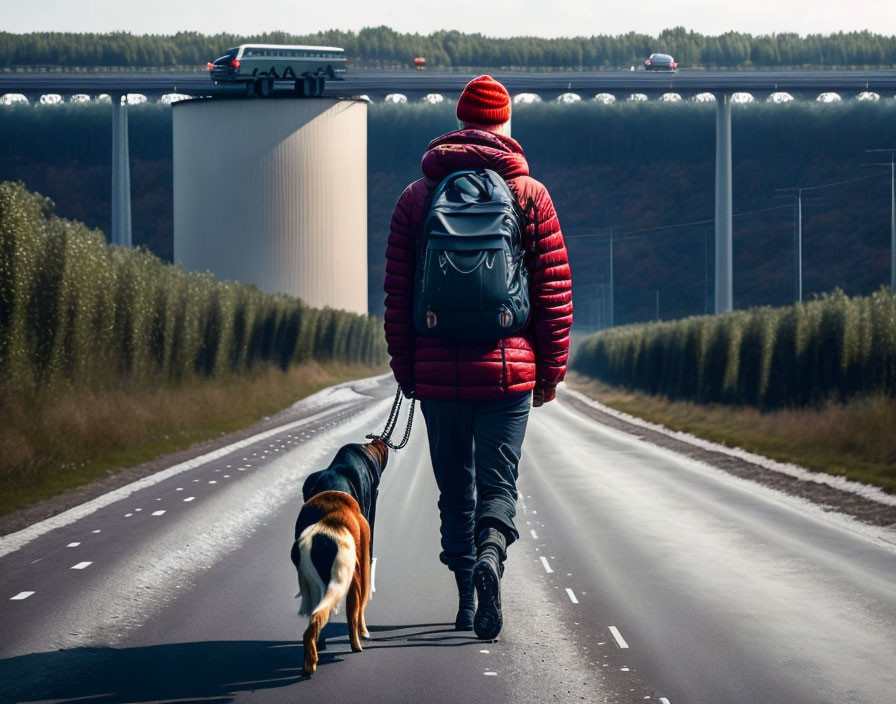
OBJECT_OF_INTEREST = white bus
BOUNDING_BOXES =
[208,44,347,98]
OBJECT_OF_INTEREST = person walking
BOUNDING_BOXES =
[383,75,572,639]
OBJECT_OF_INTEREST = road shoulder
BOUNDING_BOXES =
[559,384,896,530]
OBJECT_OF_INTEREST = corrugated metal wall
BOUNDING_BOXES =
[173,97,368,314]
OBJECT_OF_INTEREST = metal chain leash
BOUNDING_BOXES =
[366,386,416,450]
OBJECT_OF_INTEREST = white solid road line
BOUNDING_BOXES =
[71,562,92,570]
[10,591,34,600]
[539,556,554,573]
[0,402,352,559]
[530,529,538,539]
[565,588,579,604]
[659,698,672,704]
[608,626,630,649]
[371,557,377,593]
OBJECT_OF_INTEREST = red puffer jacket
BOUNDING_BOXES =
[383,129,573,401]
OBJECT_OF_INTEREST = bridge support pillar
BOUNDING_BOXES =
[111,94,132,247]
[714,93,733,313]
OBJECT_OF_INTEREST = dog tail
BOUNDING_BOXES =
[299,524,356,675]
[296,523,356,615]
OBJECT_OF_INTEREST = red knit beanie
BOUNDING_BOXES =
[456,75,511,125]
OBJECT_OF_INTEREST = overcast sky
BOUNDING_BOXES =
[2,0,894,38]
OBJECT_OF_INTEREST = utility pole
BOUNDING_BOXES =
[865,149,896,292]
[609,229,615,327]
[775,187,804,302]
[703,228,710,313]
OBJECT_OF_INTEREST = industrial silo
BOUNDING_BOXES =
[173,97,367,314]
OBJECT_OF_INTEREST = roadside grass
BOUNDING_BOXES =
[0,362,385,516]
[565,372,896,494]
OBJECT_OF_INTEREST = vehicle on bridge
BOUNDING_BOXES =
[645,53,677,72]
[207,44,347,98]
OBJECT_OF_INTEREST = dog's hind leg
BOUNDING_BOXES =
[303,610,329,675]
[347,574,364,653]
[358,517,372,639]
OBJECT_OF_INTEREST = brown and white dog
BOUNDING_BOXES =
[290,438,389,675]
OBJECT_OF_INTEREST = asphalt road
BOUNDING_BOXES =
[2,69,896,99]
[1,375,895,703]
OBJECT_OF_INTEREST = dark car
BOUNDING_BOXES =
[645,53,677,72]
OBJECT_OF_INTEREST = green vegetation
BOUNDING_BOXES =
[0,181,387,514]
[571,290,896,408]
[567,373,896,493]
[1,27,894,70]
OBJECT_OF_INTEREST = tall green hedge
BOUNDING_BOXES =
[571,289,896,408]
[0,181,386,394]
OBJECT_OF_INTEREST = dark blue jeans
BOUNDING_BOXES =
[420,391,531,573]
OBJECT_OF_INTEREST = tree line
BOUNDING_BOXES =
[1,27,895,70]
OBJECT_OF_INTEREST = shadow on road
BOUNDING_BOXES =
[0,624,483,703]
[0,640,312,704]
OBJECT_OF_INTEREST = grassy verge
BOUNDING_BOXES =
[565,372,896,494]
[0,362,385,516]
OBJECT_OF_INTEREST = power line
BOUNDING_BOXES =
[777,173,879,193]
[567,172,886,244]
[564,204,792,242]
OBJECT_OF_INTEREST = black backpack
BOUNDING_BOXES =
[413,169,530,340]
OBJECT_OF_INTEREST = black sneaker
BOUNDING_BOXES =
[472,545,503,639]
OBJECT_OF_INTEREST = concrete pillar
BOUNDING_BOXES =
[173,98,368,314]
[714,93,733,313]
[111,94,132,247]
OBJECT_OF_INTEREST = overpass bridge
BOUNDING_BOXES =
[4,69,895,312]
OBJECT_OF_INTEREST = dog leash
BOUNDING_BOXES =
[366,387,415,450]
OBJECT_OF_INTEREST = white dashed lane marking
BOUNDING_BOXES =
[151,510,166,516]
[92,530,100,533]
[66,542,80,548]
[184,497,195,502]
[609,626,630,649]
[483,671,497,676]
[71,562,92,570]
[539,556,554,573]
[565,588,579,604]
[530,529,538,540]
[659,698,672,704]
[10,591,34,600]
